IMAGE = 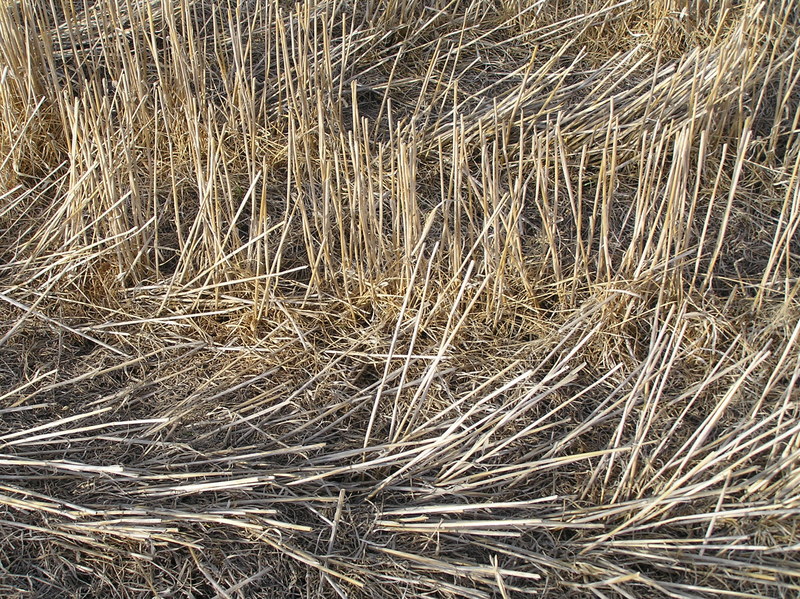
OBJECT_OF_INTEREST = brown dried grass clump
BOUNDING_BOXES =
[1,0,799,597]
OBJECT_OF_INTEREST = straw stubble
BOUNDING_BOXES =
[1,0,799,597]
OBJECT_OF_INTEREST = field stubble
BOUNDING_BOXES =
[1,0,800,597]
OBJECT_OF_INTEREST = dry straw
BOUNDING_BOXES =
[1,0,799,597]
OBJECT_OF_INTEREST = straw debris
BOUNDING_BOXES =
[1,0,799,597]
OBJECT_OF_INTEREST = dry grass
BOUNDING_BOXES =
[1,0,799,597]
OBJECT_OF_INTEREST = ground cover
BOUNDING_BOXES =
[1,0,799,597]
